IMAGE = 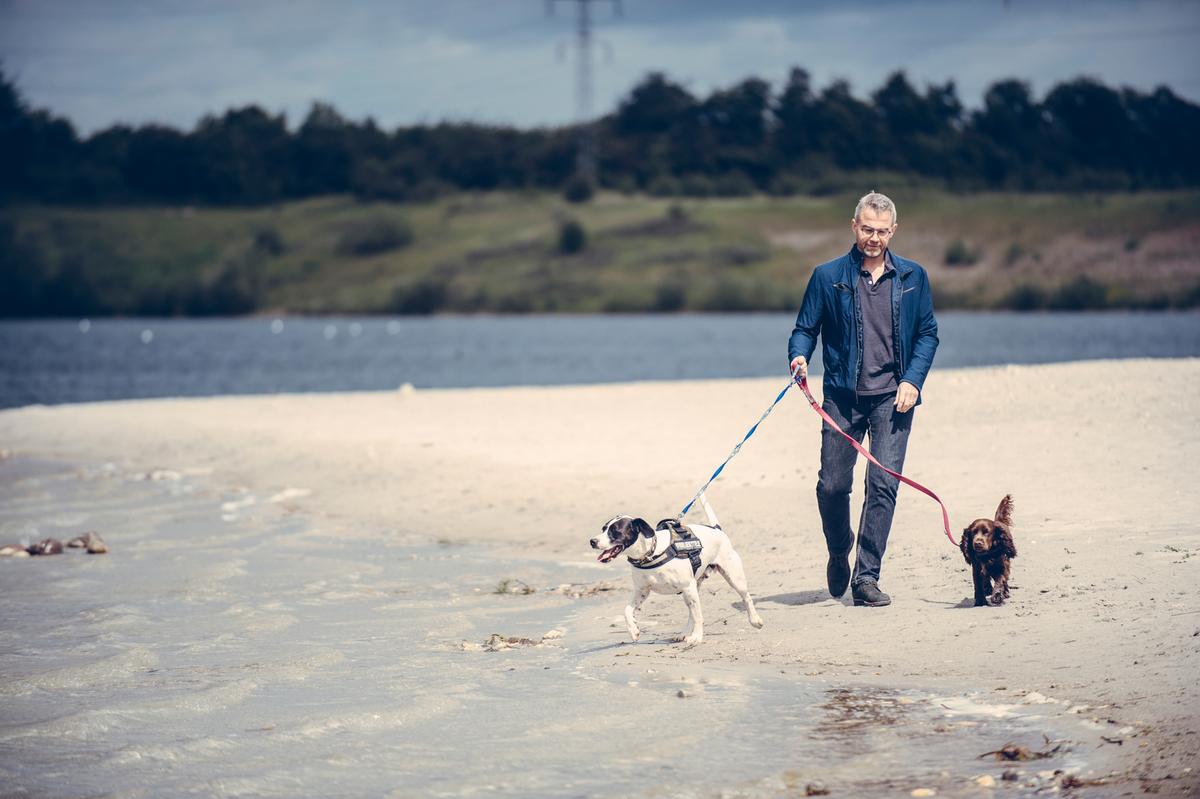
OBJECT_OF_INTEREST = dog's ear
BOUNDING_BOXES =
[994,494,1014,528]
[996,524,1017,559]
[959,528,973,563]
[631,518,655,539]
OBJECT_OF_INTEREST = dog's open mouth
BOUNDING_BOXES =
[597,545,624,563]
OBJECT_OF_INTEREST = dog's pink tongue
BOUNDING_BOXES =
[598,546,622,563]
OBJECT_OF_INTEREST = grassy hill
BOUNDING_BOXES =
[4,189,1199,316]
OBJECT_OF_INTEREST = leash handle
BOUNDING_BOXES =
[795,374,957,547]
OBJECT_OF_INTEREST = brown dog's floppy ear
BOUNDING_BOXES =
[996,524,1017,559]
[632,518,655,539]
[959,529,973,563]
[994,494,1014,528]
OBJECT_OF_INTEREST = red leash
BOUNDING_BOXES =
[795,372,957,547]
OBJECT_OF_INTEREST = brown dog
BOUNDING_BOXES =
[960,495,1017,606]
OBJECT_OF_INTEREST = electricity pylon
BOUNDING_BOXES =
[547,0,621,187]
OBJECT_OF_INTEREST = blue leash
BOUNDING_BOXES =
[678,369,801,519]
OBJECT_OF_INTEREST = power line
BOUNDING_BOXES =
[547,0,620,185]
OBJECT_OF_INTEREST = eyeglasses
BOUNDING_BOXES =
[857,225,894,239]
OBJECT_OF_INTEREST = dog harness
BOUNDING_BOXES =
[627,519,704,575]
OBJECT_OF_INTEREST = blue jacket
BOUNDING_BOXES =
[788,245,939,401]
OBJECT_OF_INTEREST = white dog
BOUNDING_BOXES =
[589,495,764,645]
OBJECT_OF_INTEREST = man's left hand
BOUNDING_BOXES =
[894,381,919,413]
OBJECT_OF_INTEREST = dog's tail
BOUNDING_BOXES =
[698,492,721,530]
[995,494,1014,527]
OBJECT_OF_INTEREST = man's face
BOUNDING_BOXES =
[852,207,896,260]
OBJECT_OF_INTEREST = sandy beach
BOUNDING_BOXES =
[2,357,1198,796]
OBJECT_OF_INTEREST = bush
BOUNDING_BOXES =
[1005,283,1046,311]
[680,174,715,197]
[944,238,981,267]
[336,217,413,256]
[1050,275,1108,310]
[562,175,594,204]
[646,175,681,197]
[1003,242,1025,267]
[557,219,586,254]
[392,277,447,315]
[712,171,756,197]
[604,174,638,195]
[654,280,687,312]
[253,227,284,256]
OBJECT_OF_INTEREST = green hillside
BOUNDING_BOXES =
[4,189,1199,316]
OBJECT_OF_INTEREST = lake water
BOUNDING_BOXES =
[1,311,1198,408]
[0,458,1113,798]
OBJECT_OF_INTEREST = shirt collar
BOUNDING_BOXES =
[858,250,895,276]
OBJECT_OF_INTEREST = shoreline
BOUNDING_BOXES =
[2,358,1198,794]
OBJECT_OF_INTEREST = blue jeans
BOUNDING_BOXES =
[815,390,913,587]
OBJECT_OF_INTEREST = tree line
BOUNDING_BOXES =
[2,66,1199,206]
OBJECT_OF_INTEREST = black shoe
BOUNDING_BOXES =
[826,551,851,598]
[852,580,891,607]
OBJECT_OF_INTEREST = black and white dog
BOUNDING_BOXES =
[589,495,764,645]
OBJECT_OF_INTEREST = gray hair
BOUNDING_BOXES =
[854,191,897,224]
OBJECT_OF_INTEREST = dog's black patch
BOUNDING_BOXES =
[596,517,654,563]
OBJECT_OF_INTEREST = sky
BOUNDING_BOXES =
[1,0,1198,136]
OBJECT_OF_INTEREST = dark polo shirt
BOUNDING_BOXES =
[856,252,898,395]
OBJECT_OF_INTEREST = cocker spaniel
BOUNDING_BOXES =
[960,494,1017,606]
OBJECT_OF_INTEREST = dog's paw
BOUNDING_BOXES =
[682,634,703,646]
[750,614,765,629]
[626,627,641,642]
[989,592,1006,606]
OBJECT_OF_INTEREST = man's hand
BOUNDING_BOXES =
[790,356,808,380]
[894,381,919,413]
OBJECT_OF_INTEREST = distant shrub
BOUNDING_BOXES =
[699,276,781,311]
[562,176,594,204]
[680,174,715,197]
[406,179,454,203]
[1124,237,1140,252]
[1003,242,1025,267]
[766,173,805,196]
[711,245,768,267]
[1180,281,1200,309]
[252,227,284,256]
[496,293,534,313]
[1050,275,1108,310]
[1005,283,1046,311]
[646,175,681,197]
[557,219,587,254]
[654,280,687,312]
[931,284,970,310]
[713,172,756,197]
[336,217,413,257]
[944,239,981,267]
[605,174,638,195]
[667,203,689,224]
[391,277,446,315]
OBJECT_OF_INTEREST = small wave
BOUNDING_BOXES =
[221,604,299,635]
[110,735,238,765]
[0,647,158,697]
[272,692,453,742]
[3,678,260,742]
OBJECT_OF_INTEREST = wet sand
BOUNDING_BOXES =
[2,358,1198,796]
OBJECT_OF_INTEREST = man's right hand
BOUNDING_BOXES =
[790,356,808,380]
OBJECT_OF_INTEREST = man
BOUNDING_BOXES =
[788,192,938,607]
